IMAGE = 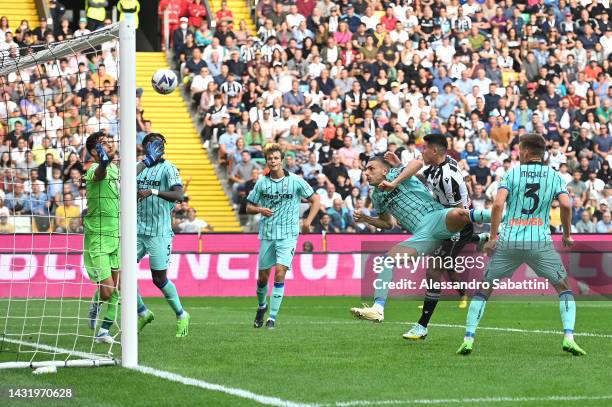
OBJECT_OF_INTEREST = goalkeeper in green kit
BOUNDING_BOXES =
[84,132,121,344]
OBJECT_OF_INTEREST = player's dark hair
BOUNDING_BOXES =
[142,132,166,148]
[366,155,390,168]
[519,133,546,158]
[85,131,106,155]
[423,133,448,153]
[263,143,284,160]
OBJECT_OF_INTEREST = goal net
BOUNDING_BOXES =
[0,19,138,369]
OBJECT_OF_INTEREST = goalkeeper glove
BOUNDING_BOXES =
[96,143,110,168]
[143,139,164,167]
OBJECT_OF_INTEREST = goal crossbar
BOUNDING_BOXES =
[0,24,120,77]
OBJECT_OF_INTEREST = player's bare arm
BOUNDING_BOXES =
[246,202,273,217]
[558,193,573,247]
[302,194,320,233]
[353,210,395,230]
[138,185,184,202]
[379,156,424,191]
[484,187,508,256]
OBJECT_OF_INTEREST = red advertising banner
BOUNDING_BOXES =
[0,234,610,298]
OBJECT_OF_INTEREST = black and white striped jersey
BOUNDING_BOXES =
[422,156,470,209]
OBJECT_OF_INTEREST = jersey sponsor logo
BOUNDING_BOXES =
[262,193,294,200]
[508,217,544,226]
[138,179,162,187]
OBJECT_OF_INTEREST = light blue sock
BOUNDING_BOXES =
[470,209,492,223]
[137,290,148,317]
[269,282,285,320]
[159,280,185,318]
[465,292,488,338]
[256,281,268,309]
[373,256,394,311]
[559,290,576,339]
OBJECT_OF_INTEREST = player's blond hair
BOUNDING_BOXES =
[263,143,284,160]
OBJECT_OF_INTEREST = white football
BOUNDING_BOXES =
[151,69,178,95]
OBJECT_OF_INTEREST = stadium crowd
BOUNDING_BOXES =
[0,4,208,234]
[167,0,612,233]
[0,0,610,235]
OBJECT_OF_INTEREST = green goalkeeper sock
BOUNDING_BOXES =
[101,289,120,330]
[256,281,268,309]
[92,288,100,305]
[470,209,492,223]
[160,280,185,319]
[269,282,284,320]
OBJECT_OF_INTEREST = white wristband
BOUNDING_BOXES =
[151,189,159,196]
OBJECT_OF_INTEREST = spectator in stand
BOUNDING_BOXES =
[178,208,213,233]
[596,211,612,233]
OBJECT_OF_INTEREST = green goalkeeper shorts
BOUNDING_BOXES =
[83,234,120,283]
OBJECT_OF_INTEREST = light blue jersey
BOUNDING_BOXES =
[371,166,445,233]
[498,163,568,249]
[247,170,314,240]
[137,160,182,237]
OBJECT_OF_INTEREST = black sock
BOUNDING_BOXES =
[456,288,466,297]
[418,289,441,328]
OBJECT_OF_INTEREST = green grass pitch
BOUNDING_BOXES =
[1,296,611,406]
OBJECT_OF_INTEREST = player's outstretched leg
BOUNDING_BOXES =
[137,289,155,333]
[457,291,489,355]
[254,270,270,328]
[351,254,396,323]
[152,270,190,337]
[558,289,586,356]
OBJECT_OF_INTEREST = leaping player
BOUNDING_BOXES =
[134,133,191,337]
[384,134,489,340]
[349,155,491,339]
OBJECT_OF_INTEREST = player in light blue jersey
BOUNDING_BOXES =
[457,133,586,356]
[246,144,320,329]
[350,155,491,329]
[134,133,190,337]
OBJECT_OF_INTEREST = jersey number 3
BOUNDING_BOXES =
[521,183,540,215]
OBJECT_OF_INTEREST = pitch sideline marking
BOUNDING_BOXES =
[323,395,612,406]
[169,321,612,339]
[2,337,312,406]
[4,337,612,406]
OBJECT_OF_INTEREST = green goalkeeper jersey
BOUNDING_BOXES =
[84,163,120,238]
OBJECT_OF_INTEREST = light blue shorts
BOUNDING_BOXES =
[484,247,567,284]
[399,208,456,255]
[137,234,173,271]
[258,238,298,270]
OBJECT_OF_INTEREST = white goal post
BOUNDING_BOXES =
[0,16,137,369]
